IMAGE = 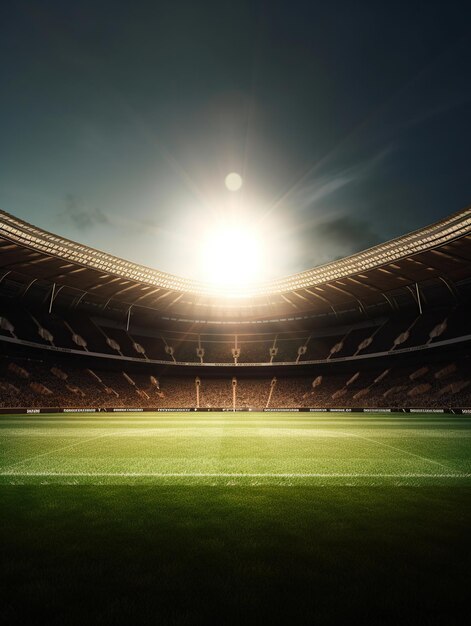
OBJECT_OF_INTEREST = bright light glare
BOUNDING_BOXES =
[199,222,265,287]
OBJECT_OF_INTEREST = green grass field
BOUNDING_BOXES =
[1,412,471,624]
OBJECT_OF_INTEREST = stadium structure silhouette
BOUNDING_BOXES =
[0,207,470,412]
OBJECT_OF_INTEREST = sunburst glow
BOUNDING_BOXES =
[198,221,265,287]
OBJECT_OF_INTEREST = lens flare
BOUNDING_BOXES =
[225,172,243,191]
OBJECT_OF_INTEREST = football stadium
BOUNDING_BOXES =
[1,207,471,624]
[3,2,471,624]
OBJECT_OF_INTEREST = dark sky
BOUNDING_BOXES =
[1,0,470,280]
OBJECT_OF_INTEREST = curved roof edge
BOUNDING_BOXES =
[1,206,471,297]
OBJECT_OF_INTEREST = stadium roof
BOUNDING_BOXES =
[1,207,471,321]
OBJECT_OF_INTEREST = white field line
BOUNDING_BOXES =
[2,427,163,472]
[335,429,454,472]
[0,471,470,478]
[2,425,466,475]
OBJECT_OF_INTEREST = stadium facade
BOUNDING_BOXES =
[1,207,471,412]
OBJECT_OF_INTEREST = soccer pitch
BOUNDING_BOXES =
[2,412,471,625]
[1,412,471,485]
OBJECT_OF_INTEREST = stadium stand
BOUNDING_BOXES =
[1,207,471,411]
[3,300,471,365]
[1,345,470,409]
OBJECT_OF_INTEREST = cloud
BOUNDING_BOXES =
[299,215,383,268]
[290,148,392,214]
[60,195,162,236]
[270,148,391,271]
[62,194,110,230]
[316,215,381,255]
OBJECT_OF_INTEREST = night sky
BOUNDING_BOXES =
[1,1,470,281]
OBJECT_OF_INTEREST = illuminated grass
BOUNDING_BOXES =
[1,412,470,485]
[1,413,471,624]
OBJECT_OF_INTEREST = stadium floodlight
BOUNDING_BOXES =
[198,219,266,287]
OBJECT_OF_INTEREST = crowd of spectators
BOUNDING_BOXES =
[1,353,470,410]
